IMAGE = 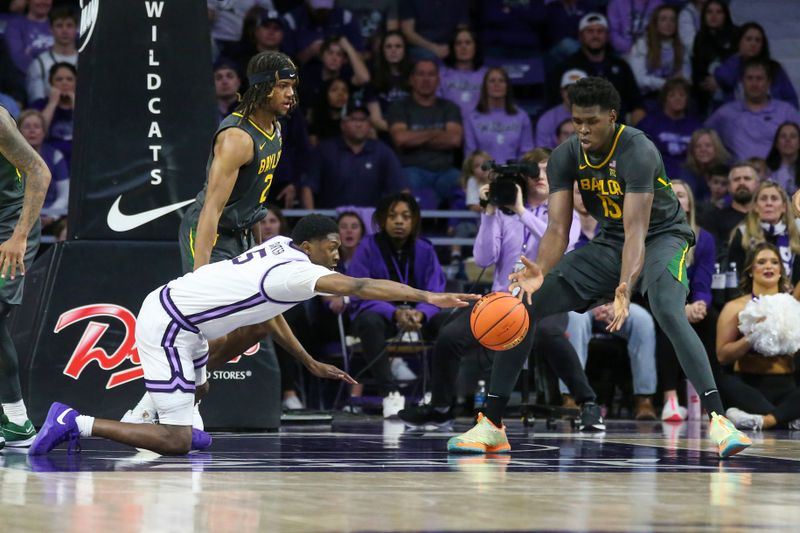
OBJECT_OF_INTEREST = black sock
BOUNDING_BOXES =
[483,394,508,427]
[701,389,724,418]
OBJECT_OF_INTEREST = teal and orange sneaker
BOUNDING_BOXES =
[709,411,752,459]
[447,413,511,454]
[1,413,37,447]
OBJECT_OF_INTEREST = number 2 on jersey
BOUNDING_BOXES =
[259,173,274,204]
[598,194,622,219]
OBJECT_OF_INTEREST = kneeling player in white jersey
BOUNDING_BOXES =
[29,215,478,456]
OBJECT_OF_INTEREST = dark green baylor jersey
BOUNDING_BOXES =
[0,117,24,214]
[193,111,282,230]
[548,124,693,244]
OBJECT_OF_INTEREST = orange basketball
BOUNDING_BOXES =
[469,292,530,351]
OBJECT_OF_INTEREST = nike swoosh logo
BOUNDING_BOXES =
[704,390,717,396]
[56,408,74,425]
[579,164,588,170]
[107,196,195,232]
[259,141,267,150]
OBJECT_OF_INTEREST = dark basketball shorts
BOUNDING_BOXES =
[0,209,40,305]
[178,203,255,274]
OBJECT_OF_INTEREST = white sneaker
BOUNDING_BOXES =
[382,392,405,418]
[725,407,764,431]
[282,395,304,410]
[193,403,204,431]
[390,358,417,381]
[660,397,688,422]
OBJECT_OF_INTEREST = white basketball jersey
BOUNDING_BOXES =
[163,236,335,339]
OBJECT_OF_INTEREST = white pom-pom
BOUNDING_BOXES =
[738,293,800,357]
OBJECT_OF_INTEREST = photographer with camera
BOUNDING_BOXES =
[398,149,606,431]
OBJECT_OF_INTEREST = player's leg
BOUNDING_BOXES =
[646,270,751,457]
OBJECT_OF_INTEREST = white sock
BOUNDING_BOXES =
[133,393,156,413]
[75,415,95,437]
[2,400,29,425]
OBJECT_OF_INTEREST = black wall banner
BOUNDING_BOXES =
[69,0,217,240]
[12,241,281,430]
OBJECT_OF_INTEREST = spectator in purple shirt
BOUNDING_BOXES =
[282,0,365,65]
[536,68,586,149]
[714,22,798,110]
[463,67,534,164]
[607,0,663,56]
[302,98,407,208]
[4,0,52,79]
[437,28,488,119]
[348,192,448,413]
[18,109,68,240]
[30,61,73,165]
[706,58,800,162]
[399,0,468,60]
[765,122,800,196]
[628,5,690,99]
[636,78,702,180]
[680,127,731,201]
[657,179,717,421]
[691,0,736,114]
[367,30,411,139]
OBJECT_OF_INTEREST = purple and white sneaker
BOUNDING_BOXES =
[28,402,81,456]
[191,428,212,451]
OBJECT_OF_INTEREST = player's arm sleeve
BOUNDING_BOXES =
[620,136,661,193]
[262,261,338,302]
[546,142,578,193]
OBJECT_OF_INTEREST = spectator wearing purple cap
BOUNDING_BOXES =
[706,58,800,162]
[282,0,365,65]
[207,0,275,60]
[302,97,407,209]
[213,59,242,123]
[463,67,533,164]
[628,5,690,98]
[298,34,370,110]
[548,13,645,124]
[388,59,463,207]
[637,78,702,180]
[4,0,53,79]
[399,0,469,60]
[437,28,488,119]
[606,0,663,56]
[691,0,736,114]
[536,68,585,149]
[367,30,411,138]
[714,22,798,110]
[766,122,800,196]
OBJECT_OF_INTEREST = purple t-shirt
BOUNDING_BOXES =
[535,104,571,149]
[705,99,800,160]
[437,66,487,118]
[463,107,534,163]
[607,0,664,55]
[4,16,52,74]
[636,110,703,179]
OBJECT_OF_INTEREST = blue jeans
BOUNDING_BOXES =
[403,166,461,207]
[561,303,658,395]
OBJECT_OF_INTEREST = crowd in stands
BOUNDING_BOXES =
[4,0,800,426]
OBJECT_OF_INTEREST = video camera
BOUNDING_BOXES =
[480,160,540,210]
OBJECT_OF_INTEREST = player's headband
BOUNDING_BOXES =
[248,67,297,86]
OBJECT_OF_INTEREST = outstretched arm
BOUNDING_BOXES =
[315,273,477,309]
[0,107,51,279]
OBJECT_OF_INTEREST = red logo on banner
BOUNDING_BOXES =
[55,304,261,389]
[55,304,142,389]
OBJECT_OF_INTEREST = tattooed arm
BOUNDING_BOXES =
[0,107,51,279]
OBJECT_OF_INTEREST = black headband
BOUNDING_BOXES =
[248,67,297,86]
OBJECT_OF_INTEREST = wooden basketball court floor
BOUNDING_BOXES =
[2,417,800,532]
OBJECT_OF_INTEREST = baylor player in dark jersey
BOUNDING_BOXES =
[0,105,51,448]
[447,77,752,459]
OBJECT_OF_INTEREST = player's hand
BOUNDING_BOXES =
[793,190,800,216]
[306,360,357,385]
[606,283,630,332]
[0,235,26,280]
[426,292,480,309]
[508,255,543,305]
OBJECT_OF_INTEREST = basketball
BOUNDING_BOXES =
[469,292,530,351]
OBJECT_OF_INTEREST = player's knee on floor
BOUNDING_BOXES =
[157,424,193,455]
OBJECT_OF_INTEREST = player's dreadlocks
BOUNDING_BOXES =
[236,51,299,121]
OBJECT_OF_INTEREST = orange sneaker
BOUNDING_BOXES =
[447,413,511,454]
